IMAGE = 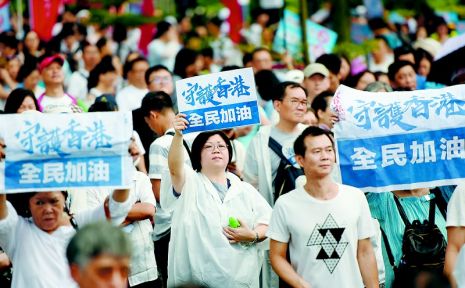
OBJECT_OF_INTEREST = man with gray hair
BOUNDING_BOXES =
[66,221,132,288]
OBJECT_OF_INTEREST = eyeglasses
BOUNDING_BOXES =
[203,143,229,152]
[150,76,171,84]
[284,98,308,107]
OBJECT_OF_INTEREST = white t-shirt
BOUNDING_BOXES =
[116,85,148,111]
[0,196,131,288]
[447,183,465,227]
[67,69,89,101]
[147,39,181,72]
[38,93,76,112]
[267,184,374,288]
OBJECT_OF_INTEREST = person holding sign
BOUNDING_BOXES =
[0,188,132,288]
[0,141,134,287]
[163,113,272,287]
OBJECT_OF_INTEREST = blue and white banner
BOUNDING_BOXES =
[333,84,465,192]
[0,112,134,193]
[176,68,260,134]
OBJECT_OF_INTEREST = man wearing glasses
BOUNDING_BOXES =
[244,81,308,288]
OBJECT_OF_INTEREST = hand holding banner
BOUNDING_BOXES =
[176,68,260,134]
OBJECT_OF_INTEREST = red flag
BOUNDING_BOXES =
[138,0,155,56]
[221,0,243,43]
[29,0,62,41]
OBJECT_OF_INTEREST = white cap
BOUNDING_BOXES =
[285,69,305,83]
[303,63,329,78]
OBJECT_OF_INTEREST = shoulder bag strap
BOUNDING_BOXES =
[380,227,396,268]
[268,136,292,165]
[393,195,411,226]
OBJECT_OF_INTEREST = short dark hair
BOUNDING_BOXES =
[414,49,433,71]
[387,60,416,81]
[394,45,415,61]
[242,52,252,66]
[346,70,375,89]
[255,70,280,101]
[81,40,94,52]
[66,221,132,268]
[190,131,232,172]
[141,91,173,117]
[315,53,341,75]
[87,55,116,91]
[173,48,199,79]
[251,47,271,59]
[311,91,333,118]
[294,126,334,157]
[16,61,38,82]
[96,37,107,51]
[272,81,307,102]
[145,65,171,85]
[123,56,148,79]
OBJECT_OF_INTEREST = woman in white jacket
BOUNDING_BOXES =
[164,114,272,287]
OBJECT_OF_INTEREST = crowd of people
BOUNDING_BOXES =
[0,2,465,288]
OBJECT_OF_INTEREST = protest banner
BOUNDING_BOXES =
[333,84,465,192]
[272,9,337,62]
[0,112,134,193]
[175,67,260,134]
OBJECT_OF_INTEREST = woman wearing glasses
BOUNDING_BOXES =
[162,113,272,288]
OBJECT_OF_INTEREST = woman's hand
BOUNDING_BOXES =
[173,113,189,135]
[223,218,256,244]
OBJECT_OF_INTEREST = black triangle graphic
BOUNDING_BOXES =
[316,248,329,260]
[329,228,345,242]
[319,229,329,237]
[330,250,340,259]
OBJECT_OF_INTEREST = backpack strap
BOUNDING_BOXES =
[166,131,192,156]
[394,192,437,227]
[431,187,447,220]
[428,197,436,226]
[393,195,411,226]
[268,136,292,165]
[380,227,396,268]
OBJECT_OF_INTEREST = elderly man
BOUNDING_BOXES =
[67,221,132,288]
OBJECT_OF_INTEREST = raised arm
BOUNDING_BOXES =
[168,113,189,193]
